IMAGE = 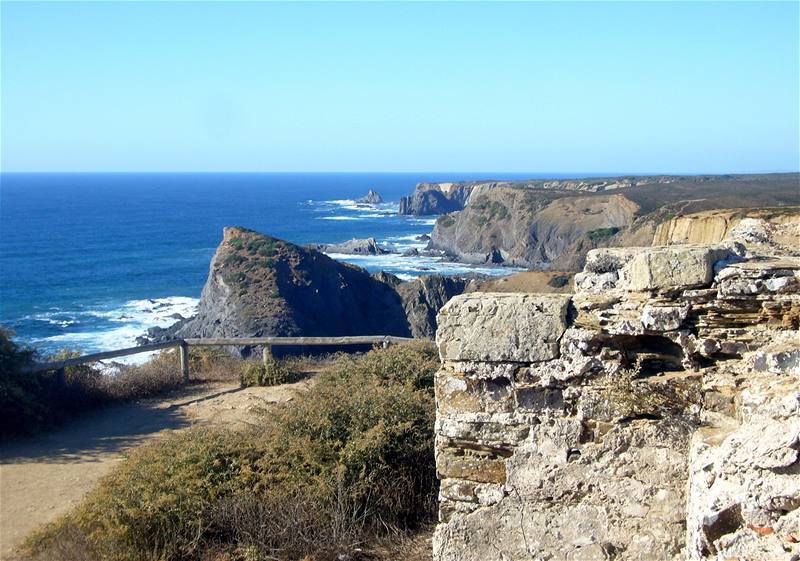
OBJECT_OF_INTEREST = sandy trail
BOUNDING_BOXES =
[0,376,316,560]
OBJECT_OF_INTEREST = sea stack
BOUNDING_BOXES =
[357,189,383,204]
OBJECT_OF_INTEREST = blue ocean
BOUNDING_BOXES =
[0,173,537,356]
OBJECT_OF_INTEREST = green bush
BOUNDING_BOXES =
[547,275,570,289]
[586,227,621,242]
[27,342,440,561]
[0,329,243,440]
[239,348,294,387]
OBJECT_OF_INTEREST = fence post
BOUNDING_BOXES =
[180,341,189,383]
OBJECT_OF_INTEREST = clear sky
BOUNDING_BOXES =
[1,1,798,173]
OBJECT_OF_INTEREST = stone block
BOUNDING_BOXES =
[437,293,570,363]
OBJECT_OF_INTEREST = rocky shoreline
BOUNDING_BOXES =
[140,176,800,352]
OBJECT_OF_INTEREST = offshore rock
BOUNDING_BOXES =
[356,189,383,204]
[309,237,393,255]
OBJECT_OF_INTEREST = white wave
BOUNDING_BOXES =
[325,252,524,279]
[409,218,437,226]
[357,213,393,219]
[32,296,198,363]
[319,216,361,221]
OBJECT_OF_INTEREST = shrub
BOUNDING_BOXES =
[0,329,245,440]
[26,342,440,561]
[102,351,184,400]
[240,349,292,387]
[547,275,570,289]
[586,227,621,242]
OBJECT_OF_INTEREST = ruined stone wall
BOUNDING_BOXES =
[433,243,799,561]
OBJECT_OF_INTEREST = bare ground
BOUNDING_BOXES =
[0,376,316,560]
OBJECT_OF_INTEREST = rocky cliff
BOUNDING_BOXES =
[429,187,640,267]
[396,275,472,339]
[397,175,688,216]
[427,174,800,270]
[433,240,799,560]
[148,228,471,347]
[150,227,410,343]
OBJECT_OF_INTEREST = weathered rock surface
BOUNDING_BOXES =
[574,243,744,293]
[308,237,393,255]
[433,242,800,561]
[356,189,383,204]
[437,293,570,362]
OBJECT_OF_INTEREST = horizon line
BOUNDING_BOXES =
[2,170,799,176]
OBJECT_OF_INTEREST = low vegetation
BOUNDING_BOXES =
[25,342,440,561]
[586,226,621,242]
[0,329,240,440]
[547,274,570,288]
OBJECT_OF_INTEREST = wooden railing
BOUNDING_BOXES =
[23,336,416,381]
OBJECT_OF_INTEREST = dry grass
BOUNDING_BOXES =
[24,342,440,561]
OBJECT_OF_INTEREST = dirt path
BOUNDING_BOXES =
[0,377,316,560]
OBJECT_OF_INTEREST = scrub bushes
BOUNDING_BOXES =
[26,342,440,561]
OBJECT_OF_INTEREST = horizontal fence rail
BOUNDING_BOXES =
[23,336,417,381]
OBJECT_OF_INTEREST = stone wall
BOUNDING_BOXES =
[433,243,799,561]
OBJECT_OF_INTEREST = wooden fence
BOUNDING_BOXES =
[23,336,416,381]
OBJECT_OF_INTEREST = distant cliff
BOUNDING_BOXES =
[147,228,472,347]
[397,175,684,216]
[426,173,800,271]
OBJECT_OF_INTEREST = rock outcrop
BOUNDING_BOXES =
[356,189,383,204]
[308,237,393,255]
[399,182,479,215]
[149,228,410,346]
[433,241,799,560]
[147,229,472,348]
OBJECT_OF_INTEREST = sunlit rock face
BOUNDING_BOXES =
[433,241,799,561]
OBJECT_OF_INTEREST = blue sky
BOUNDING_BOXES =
[1,1,798,173]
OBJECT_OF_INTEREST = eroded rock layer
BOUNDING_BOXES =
[433,242,799,561]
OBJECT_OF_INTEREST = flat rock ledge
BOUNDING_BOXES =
[433,243,799,561]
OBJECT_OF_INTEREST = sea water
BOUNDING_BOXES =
[0,172,538,356]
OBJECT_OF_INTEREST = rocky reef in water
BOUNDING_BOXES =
[145,227,473,348]
[432,231,800,560]
[306,237,393,255]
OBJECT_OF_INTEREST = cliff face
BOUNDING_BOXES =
[433,242,799,561]
[150,228,473,347]
[398,182,479,215]
[429,187,639,268]
[427,174,800,271]
[396,276,471,339]
[158,227,410,342]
